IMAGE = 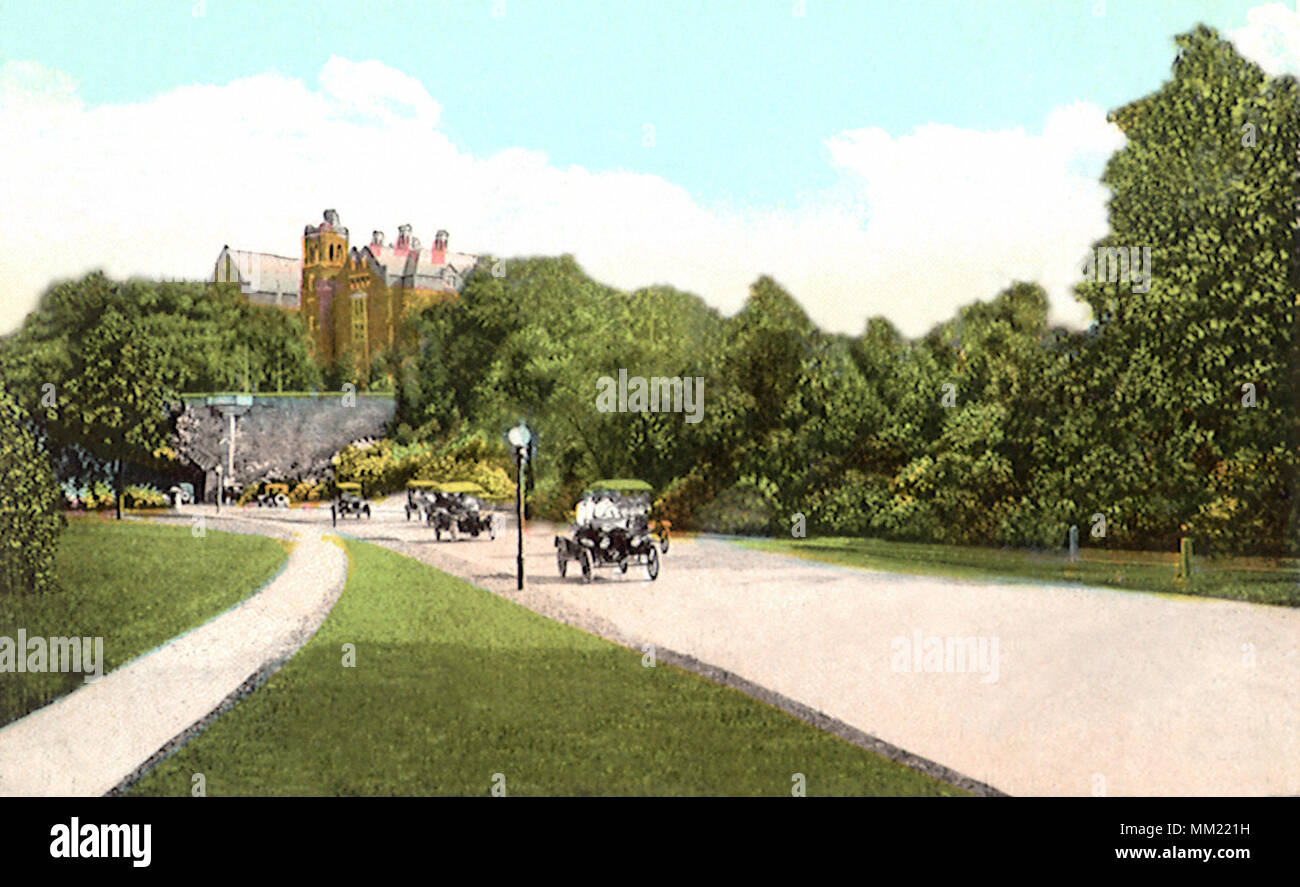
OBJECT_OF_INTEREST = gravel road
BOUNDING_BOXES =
[207,498,1300,797]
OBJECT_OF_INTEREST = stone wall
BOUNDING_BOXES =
[176,394,396,494]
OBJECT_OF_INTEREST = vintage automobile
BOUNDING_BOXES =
[167,482,195,507]
[430,481,498,541]
[330,481,371,526]
[405,480,439,522]
[256,482,291,508]
[554,479,665,583]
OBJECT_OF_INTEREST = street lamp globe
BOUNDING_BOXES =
[507,423,531,449]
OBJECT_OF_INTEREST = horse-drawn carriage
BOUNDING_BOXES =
[554,479,667,583]
[330,481,371,526]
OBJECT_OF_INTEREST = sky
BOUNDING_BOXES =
[1,0,1297,337]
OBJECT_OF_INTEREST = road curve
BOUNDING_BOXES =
[234,498,1299,797]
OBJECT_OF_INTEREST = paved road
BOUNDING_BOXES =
[229,497,1299,797]
[0,519,347,797]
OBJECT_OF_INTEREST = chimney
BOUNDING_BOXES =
[432,229,449,264]
[395,223,412,253]
[371,230,384,253]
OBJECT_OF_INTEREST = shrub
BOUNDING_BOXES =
[123,484,168,509]
[290,481,325,503]
[334,432,514,501]
[0,392,63,594]
[806,471,892,536]
[654,470,717,531]
[999,496,1077,550]
[697,476,780,536]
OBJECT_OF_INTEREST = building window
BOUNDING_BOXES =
[351,293,367,347]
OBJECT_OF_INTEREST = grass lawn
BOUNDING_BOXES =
[129,539,965,796]
[739,536,1300,607]
[0,517,289,728]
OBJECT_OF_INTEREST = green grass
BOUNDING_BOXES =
[0,518,288,728]
[739,536,1300,607]
[129,539,964,796]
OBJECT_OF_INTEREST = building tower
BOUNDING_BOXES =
[301,209,349,361]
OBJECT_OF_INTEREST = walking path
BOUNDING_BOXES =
[0,519,347,797]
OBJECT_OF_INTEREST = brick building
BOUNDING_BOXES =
[214,208,478,371]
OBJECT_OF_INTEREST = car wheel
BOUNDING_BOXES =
[579,548,594,584]
[557,547,568,578]
[364,504,371,519]
[646,545,660,581]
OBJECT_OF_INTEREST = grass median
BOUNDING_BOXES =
[738,536,1300,607]
[0,517,289,728]
[129,538,965,796]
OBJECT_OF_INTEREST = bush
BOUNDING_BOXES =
[697,476,780,536]
[290,480,325,503]
[807,471,892,536]
[0,392,63,594]
[654,470,717,531]
[123,484,168,509]
[334,433,514,500]
[999,496,1077,550]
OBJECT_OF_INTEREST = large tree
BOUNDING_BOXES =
[1072,26,1300,553]
[57,309,178,519]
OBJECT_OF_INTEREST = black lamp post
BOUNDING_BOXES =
[507,422,531,590]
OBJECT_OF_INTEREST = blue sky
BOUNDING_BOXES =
[1,0,1296,335]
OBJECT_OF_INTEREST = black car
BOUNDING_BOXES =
[554,479,663,582]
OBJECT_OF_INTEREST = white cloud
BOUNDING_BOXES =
[1229,2,1300,77]
[0,55,1125,340]
[822,102,1125,334]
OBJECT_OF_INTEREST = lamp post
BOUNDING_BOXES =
[207,394,253,509]
[507,422,531,590]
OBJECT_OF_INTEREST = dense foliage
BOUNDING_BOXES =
[392,29,1298,554]
[0,391,62,593]
[0,275,322,513]
[0,28,1293,558]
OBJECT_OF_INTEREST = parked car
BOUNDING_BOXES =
[167,482,195,507]
[430,481,498,541]
[331,481,371,526]
[256,482,291,508]
[554,479,664,582]
[405,480,438,522]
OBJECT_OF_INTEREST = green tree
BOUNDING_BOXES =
[1073,26,1300,552]
[57,310,178,519]
[0,391,62,593]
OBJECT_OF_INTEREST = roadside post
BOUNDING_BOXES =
[1177,537,1193,584]
[507,423,532,590]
